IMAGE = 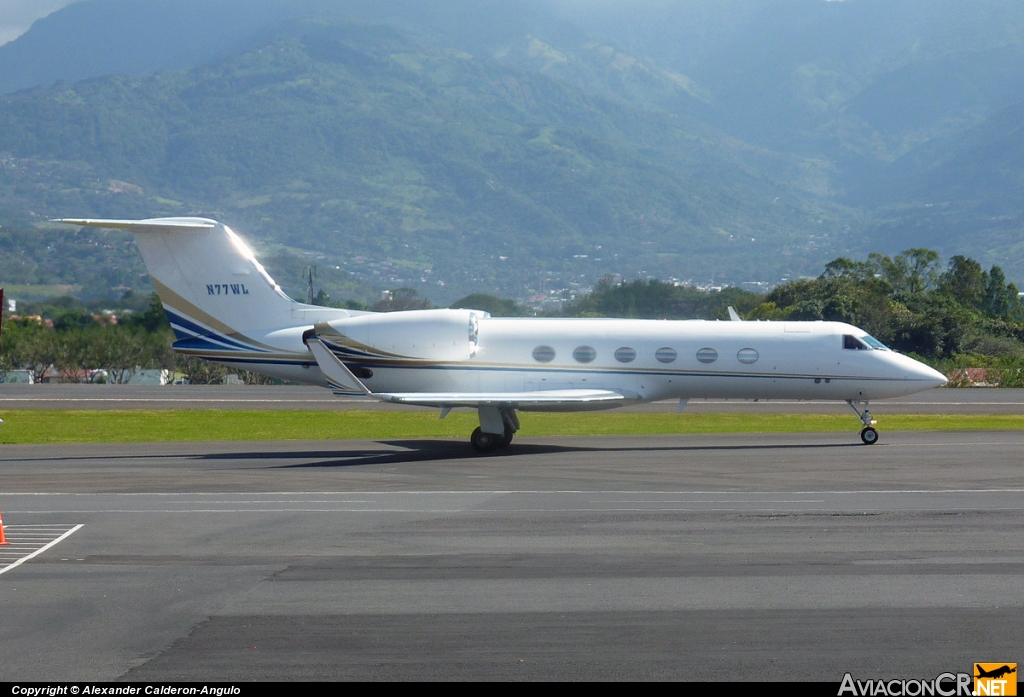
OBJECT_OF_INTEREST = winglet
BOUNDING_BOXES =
[304,336,373,396]
[727,306,742,321]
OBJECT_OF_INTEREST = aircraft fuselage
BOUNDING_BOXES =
[224,313,946,407]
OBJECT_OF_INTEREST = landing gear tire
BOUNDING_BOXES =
[470,427,500,453]
[848,400,879,445]
[860,426,879,445]
[495,427,514,449]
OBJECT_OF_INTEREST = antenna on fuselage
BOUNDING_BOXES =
[304,265,317,304]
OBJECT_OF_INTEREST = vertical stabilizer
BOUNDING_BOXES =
[56,218,296,345]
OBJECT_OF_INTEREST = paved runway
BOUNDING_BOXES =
[1,431,1023,681]
[2,383,1024,413]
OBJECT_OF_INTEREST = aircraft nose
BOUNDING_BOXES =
[913,360,948,388]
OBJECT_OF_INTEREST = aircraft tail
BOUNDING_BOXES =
[56,217,298,347]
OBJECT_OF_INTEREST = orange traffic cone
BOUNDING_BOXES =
[0,508,9,545]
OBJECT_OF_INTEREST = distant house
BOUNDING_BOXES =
[948,368,991,387]
[126,369,171,385]
[0,370,34,384]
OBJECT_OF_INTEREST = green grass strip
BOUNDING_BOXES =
[1,410,1022,444]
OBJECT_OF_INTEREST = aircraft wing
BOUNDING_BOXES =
[306,336,631,408]
[376,389,629,409]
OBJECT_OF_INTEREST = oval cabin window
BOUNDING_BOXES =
[696,348,718,364]
[573,346,597,363]
[737,348,759,364]
[655,347,678,363]
[533,345,556,362]
[614,347,636,363]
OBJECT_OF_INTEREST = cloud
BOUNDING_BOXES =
[0,0,77,46]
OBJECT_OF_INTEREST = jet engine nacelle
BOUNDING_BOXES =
[312,308,484,362]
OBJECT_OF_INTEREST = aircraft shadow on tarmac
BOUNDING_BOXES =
[194,439,861,469]
[3,440,860,468]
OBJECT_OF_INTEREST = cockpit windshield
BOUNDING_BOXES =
[843,334,889,350]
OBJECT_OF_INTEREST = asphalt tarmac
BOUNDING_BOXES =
[1,430,1023,681]
[3,383,1024,414]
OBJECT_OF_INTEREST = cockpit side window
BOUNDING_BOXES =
[843,335,871,350]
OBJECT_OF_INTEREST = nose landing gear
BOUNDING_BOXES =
[847,400,879,445]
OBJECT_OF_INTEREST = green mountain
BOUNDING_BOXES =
[4,1,1024,298]
[0,19,848,301]
[865,99,1024,272]
[565,1,1024,163]
[0,0,288,95]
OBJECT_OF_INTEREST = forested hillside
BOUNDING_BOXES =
[2,1,1024,302]
[0,19,846,301]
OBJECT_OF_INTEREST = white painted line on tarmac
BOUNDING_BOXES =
[0,398,356,403]
[592,499,827,503]
[3,488,1024,495]
[6,505,1024,515]
[5,509,468,513]
[0,524,83,577]
[696,400,1024,406]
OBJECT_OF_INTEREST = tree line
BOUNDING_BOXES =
[0,294,275,384]
[3,249,1023,385]
[751,250,1024,386]
[562,249,1024,385]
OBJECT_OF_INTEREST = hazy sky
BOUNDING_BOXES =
[0,0,76,45]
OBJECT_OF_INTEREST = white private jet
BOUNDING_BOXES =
[58,217,947,451]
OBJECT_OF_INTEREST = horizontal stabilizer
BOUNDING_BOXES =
[54,217,217,233]
[378,389,629,409]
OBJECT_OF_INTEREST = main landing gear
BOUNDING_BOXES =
[469,406,519,453]
[470,426,514,452]
[847,400,879,445]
